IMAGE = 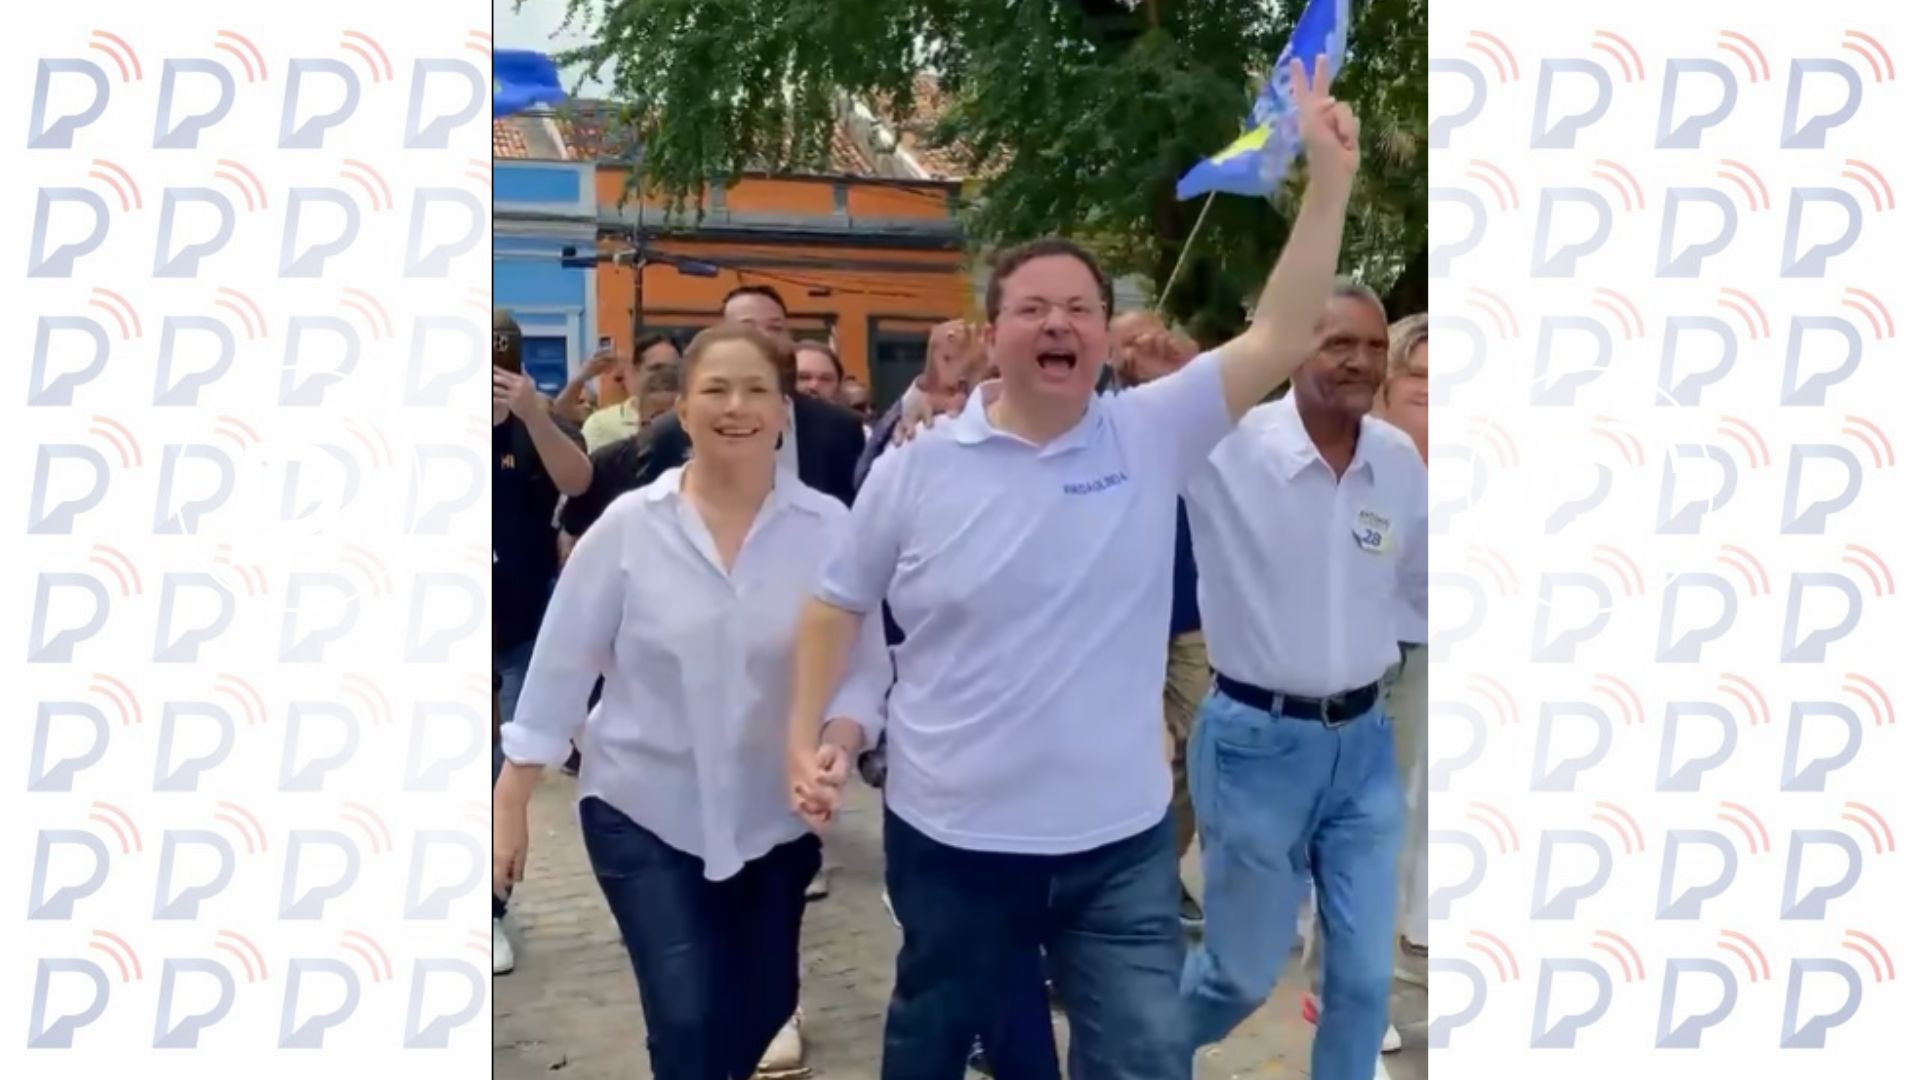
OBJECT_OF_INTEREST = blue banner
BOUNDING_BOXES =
[493,48,566,119]
[1175,0,1350,200]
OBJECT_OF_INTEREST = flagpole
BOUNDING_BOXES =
[1154,192,1217,317]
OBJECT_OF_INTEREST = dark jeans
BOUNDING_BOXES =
[581,797,822,1080]
[882,809,1186,1080]
[982,952,1060,1080]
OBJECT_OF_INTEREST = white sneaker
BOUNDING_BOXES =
[492,917,515,975]
[805,868,831,901]
[1382,1022,1402,1053]
[755,1010,808,1076]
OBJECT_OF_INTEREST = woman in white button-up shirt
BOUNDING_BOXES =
[492,324,889,1078]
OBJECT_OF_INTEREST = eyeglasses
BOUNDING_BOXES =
[1004,299,1106,325]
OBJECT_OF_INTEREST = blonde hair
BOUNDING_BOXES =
[1387,314,1428,379]
[1376,313,1429,411]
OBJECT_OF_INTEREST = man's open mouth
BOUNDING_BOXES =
[1038,348,1078,374]
[713,425,760,439]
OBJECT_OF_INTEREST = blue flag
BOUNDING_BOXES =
[1175,0,1350,200]
[493,49,567,119]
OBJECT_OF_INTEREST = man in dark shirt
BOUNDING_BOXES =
[491,312,590,975]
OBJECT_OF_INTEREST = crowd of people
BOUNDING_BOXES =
[491,62,1429,1080]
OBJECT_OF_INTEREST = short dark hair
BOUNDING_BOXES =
[638,364,681,396]
[795,339,844,380]
[722,283,788,317]
[984,239,1113,321]
[635,332,675,356]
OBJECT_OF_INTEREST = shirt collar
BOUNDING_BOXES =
[1260,393,1379,481]
[952,380,1104,457]
[642,464,816,517]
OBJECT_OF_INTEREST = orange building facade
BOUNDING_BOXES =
[496,100,979,409]
[589,170,973,408]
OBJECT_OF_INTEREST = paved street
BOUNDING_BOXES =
[493,772,1427,1079]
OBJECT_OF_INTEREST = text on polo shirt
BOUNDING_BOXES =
[1062,471,1130,496]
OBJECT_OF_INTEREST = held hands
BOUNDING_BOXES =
[789,719,859,833]
[1291,55,1359,183]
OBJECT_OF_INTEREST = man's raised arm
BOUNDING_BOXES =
[1215,56,1363,422]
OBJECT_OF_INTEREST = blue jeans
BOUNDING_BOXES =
[1181,688,1402,1080]
[493,638,536,919]
[582,797,822,1080]
[882,808,1184,1080]
[980,953,1058,1080]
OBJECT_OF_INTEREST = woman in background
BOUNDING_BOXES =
[1377,314,1429,973]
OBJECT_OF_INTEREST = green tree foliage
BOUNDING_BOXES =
[545,0,1426,337]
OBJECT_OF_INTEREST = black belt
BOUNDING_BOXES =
[1214,673,1379,725]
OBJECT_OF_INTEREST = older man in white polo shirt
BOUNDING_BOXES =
[1179,282,1428,1080]
[785,59,1360,1080]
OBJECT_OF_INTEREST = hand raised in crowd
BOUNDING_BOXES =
[948,321,989,372]
[493,367,549,421]
[892,320,987,447]
[1130,327,1192,385]
[1292,54,1360,180]
[891,389,949,447]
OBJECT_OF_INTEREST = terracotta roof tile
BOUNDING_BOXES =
[554,106,632,161]
[502,102,888,179]
[890,73,976,180]
[828,122,877,176]
[492,119,528,159]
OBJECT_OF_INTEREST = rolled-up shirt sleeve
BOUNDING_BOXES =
[817,442,909,615]
[501,503,627,767]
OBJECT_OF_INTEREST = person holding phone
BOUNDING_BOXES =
[491,309,590,975]
[493,324,889,1075]
[579,334,685,452]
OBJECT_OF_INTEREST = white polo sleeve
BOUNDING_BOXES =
[825,608,893,749]
[500,504,627,767]
[1115,349,1234,483]
[817,440,910,614]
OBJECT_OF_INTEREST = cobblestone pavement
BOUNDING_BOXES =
[494,772,1427,1079]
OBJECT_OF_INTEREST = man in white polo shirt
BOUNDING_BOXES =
[786,58,1360,1080]
[1179,282,1427,1080]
